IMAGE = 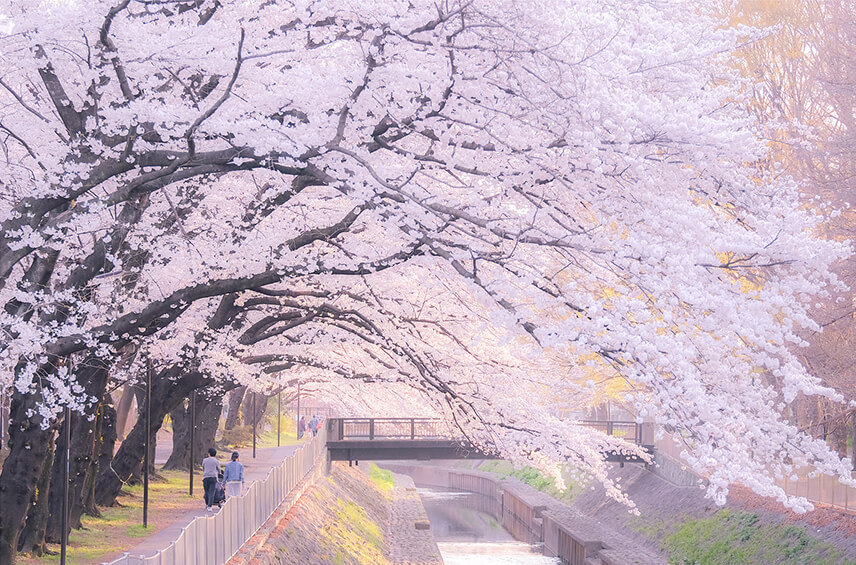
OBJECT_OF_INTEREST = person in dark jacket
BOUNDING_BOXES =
[202,447,220,511]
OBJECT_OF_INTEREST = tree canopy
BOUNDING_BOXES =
[0,4,853,555]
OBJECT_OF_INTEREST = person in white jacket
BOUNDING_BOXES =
[223,451,245,498]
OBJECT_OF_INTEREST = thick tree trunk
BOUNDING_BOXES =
[114,384,136,441]
[0,391,8,451]
[94,367,206,507]
[830,420,848,458]
[243,391,270,431]
[45,358,110,543]
[0,389,57,565]
[224,386,246,430]
[195,394,223,462]
[95,295,240,508]
[16,437,55,556]
[81,399,108,518]
[87,400,116,517]
[164,389,228,470]
[163,401,191,471]
[852,413,856,472]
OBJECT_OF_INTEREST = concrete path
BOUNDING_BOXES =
[122,443,300,559]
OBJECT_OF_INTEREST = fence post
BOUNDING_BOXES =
[369,419,375,440]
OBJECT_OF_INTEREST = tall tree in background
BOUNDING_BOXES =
[729,0,856,456]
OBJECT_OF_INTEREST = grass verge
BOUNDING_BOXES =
[368,463,396,495]
[663,509,848,565]
[477,460,580,503]
[18,470,199,565]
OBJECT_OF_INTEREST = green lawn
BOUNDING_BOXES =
[20,470,198,565]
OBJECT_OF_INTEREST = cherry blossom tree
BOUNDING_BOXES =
[0,0,852,560]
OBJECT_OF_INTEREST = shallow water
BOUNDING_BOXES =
[417,488,559,564]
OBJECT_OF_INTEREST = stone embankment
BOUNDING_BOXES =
[382,462,667,565]
[232,462,442,565]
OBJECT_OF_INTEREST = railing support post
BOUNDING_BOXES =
[411,418,415,440]
[369,419,375,440]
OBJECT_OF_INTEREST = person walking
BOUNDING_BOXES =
[223,451,245,498]
[202,447,221,511]
[298,415,306,439]
[309,414,318,437]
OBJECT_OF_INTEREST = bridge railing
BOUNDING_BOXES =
[330,417,447,441]
[328,418,652,445]
[576,420,648,444]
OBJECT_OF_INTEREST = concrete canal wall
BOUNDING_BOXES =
[381,463,666,565]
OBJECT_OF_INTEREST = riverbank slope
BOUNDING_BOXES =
[250,462,443,565]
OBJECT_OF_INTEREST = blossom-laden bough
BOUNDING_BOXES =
[0,0,851,561]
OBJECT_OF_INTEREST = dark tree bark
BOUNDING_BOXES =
[45,358,110,543]
[0,386,58,564]
[94,366,208,507]
[224,386,246,430]
[852,413,856,472]
[114,384,136,441]
[16,436,55,556]
[163,390,226,471]
[82,398,111,518]
[242,390,270,431]
[0,393,8,451]
[163,401,191,471]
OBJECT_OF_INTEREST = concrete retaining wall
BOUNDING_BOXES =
[381,463,666,565]
[651,452,702,488]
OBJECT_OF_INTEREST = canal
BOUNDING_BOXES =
[417,487,560,565]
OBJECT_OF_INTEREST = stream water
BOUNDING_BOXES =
[417,488,560,565]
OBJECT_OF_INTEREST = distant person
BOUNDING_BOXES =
[223,451,245,498]
[202,447,221,511]
[309,415,318,437]
[298,416,306,439]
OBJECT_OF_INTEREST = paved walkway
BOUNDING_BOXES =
[122,443,300,559]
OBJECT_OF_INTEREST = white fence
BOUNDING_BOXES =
[105,428,327,565]
[655,434,856,514]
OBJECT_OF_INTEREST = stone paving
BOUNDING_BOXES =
[387,473,444,565]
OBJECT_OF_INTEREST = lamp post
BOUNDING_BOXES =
[252,391,257,459]
[143,359,151,528]
[189,390,195,496]
[60,405,71,565]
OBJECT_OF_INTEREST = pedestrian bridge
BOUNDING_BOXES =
[325,418,655,464]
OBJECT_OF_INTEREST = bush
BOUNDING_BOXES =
[220,425,253,448]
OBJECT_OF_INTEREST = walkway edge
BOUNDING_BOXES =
[225,453,327,565]
[103,431,327,565]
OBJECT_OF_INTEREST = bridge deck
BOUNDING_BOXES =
[325,418,654,464]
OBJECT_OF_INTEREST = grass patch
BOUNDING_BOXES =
[19,469,198,565]
[664,510,848,565]
[320,498,387,565]
[368,463,395,494]
[477,460,580,503]
[219,407,304,450]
